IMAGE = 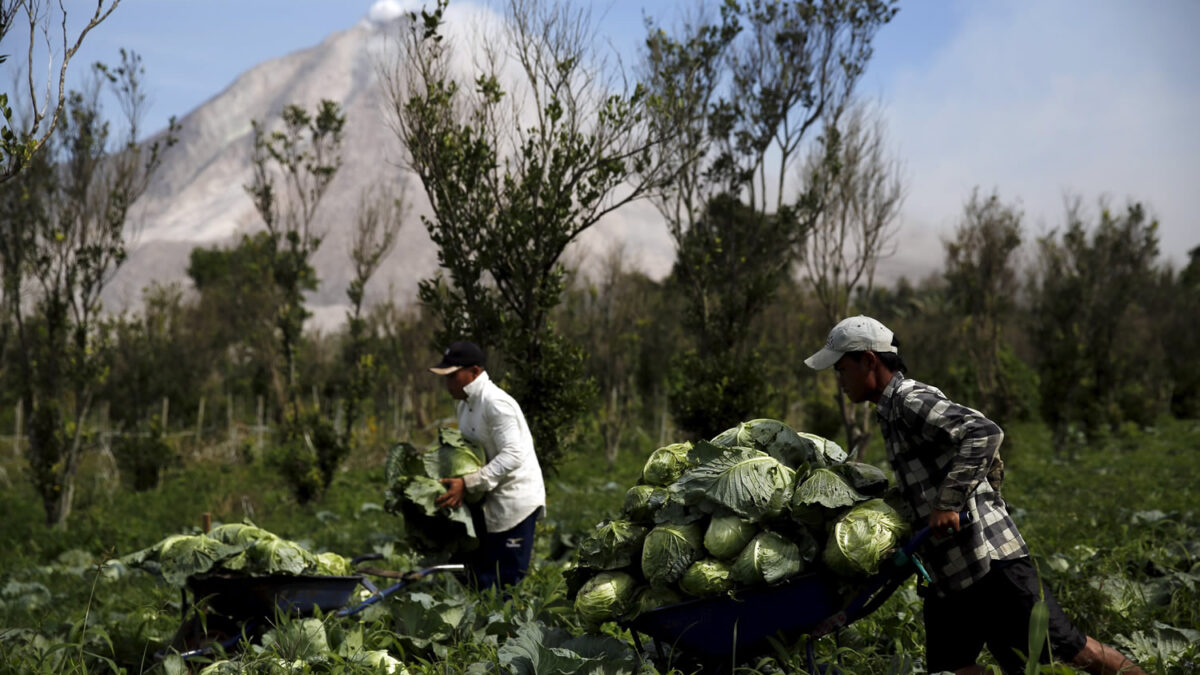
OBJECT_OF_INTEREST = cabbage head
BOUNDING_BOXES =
[313,551,352,576]
[159,535,235,586]
[623,485,669,523]
[829,462,890,496]
[206,522,279,547]
[422,428,485,480]
[679,559,735,597]
[797,432,847,465]
[712,419,823,471]
[641,523,704,586]
[642,442,694,486]
[233,537,317,577]
[704,515,757,560]
[823,498,910,577]
[791,468,868,515]
[634,586,683,617]
[671,447,795,522]
[578,520,648,570]
[574,571,638,629]
[730,531,803,586]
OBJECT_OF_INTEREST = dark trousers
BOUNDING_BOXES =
[468,509,538,590]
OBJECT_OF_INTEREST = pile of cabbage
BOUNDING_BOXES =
[121,522,353,587]
[383,428,486,556]
[571,419,911,630]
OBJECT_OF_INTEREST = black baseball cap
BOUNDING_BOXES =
[430,341,486,375]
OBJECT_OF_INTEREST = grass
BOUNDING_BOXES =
[0,418,1197,674]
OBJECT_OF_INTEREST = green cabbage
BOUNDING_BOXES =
[383,428,487,555]
[206,522,279,547]
[641,523,704,586]
[641,442,694,486]
[829,462,890,496]
[158,535,235,586]
[422,427,486,480]
[797,432,847,465]
[679,559,735,597]
[623,485,669,523]
[792,468,867,507]
[313,551,352,576]
[574,571,638,629]
[671,446,795,522]
[633,586,683,617]
[712,419,823,471]
[730,531,803,586]
[578,520,648,570]
[237,537,317,577]
[703,515,757,560]
[823,498,910,577]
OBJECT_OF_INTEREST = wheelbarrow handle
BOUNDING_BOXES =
[902,509,973,555]
[336,564,466,617]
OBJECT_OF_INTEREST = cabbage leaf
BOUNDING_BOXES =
[671,446,795,522]
[641,523,704,586]
[578,520,648,570]
[641,442,694,486]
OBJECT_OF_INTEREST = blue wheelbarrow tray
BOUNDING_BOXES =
[624,569,856,660]
[622,514,966,664]
[186,572,365,620]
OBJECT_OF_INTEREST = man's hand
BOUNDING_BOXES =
[436,477,466,508]
[929,509,961,538]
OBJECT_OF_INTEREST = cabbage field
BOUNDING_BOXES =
[1,418,1198,674]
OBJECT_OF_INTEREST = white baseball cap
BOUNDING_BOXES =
[804,315,898,370]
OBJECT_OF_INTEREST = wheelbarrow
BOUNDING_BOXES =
[624,513,969,674]
[164,555,466,661]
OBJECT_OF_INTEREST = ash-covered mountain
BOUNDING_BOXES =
[112,13,673,328]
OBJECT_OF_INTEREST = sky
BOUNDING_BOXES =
[7,0,1199,278]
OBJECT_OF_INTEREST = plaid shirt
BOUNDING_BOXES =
[876,373,1028,594]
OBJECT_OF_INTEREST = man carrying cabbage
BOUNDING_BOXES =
[805,316,1143,675]
[430,341,545,589]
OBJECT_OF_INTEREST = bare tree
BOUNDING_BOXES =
[801,100,905,459]
[642,1,897,438]
[1,0,122,183]
[342,182,406,444]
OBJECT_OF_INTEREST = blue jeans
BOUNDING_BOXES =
[471,509,538,590]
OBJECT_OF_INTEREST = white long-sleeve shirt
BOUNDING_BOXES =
[457,371,546,533]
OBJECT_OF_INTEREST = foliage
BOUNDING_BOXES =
[243,99,345,421]
[0,50,175,527]
[269,411,349,504]
[942,188,1032,423]
[110,420,177,492]
[342,184,405,448]
[801,101,906,459]
[1029,199,1163,447]
[0,1,122,183]
[643,0,897,440]
[1,417,1199,673]
[384,0,676,472]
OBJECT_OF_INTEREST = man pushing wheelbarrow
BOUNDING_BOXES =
[804,316,1144,675]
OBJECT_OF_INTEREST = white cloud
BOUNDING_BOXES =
[367,0,418,24]
[876,0,1200,280]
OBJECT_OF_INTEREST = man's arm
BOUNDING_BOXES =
[901,390,1004,524]
[461,399,527,494]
